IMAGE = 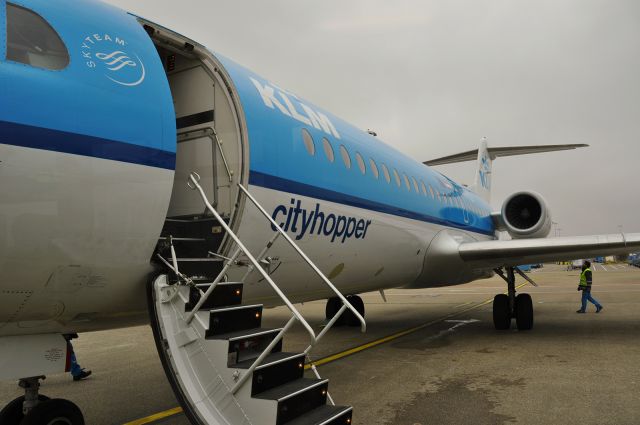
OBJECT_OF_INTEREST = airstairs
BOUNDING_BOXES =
[148,173,365,425]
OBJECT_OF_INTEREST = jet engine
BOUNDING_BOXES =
[494,191,552,239]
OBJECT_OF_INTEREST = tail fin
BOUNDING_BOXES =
[423,140,588,202]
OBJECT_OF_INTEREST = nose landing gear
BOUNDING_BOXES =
[326,295,365,327]
[0,376,84,425]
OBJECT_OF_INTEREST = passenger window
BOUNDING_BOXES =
[403,174,411,191]
[6,4,69,70]
[339,145,351,169]
[381,164,391,183]
[412,177,420,193]
[301,128,315,156]
[322,138,334,162]
[429,185,435,199]
[393,169,401,187]
[355,152,366,175]
[420,181,428,196]
[369,158,379,179]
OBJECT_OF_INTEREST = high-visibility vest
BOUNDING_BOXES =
[579,268,592,287]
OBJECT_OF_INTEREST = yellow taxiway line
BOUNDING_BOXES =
[122,406,184,425]
[123,283,527,424]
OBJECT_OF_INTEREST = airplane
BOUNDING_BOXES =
[1,0,639,424]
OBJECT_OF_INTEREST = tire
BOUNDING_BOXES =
[325,297,344,326]
[515,293,534,331]
[492,294,511,330]
[19,399,84,425]
[0,395,50,425]
[345,295,365,327]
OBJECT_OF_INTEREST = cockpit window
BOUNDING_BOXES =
[6,3,69,70]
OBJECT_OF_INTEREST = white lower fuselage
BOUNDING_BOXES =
[0,144,493,337]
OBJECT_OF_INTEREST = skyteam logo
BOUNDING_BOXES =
[81,34,146,87]
[272,199,372,243]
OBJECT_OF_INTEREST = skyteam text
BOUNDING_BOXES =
[271,199,372,243]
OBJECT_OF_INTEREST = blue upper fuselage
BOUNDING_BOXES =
[217,57,495,236]
[0,0,176,169]
[0,0,494,236]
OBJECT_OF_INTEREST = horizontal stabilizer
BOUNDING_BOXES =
[423,144,588,166]
[459,233,640,269]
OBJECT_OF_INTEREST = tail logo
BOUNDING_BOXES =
[479,156,491,189]
[81,34,146,87]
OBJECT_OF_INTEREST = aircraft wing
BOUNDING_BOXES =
[458,233,640,269]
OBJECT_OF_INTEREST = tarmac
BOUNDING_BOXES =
[2,263,640,425]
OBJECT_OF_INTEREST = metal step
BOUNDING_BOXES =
[161,217,224,239]
[236,352,306,396]
[157,237,211,258]
[205,304,263,337]
[284,405,353,425]
[185,282,243,311]
[255,378,330,425]
[207,327,284,366]
[168,257,223,278]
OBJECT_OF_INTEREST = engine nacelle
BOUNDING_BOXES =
[494,191,552,239]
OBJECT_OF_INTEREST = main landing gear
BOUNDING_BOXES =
[326,295,365,327]
[492,267,535,331]
[0,377,84,425]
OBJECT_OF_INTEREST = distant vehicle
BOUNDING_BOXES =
[518,264,532,272]
[569,259,584,270]
[595,256,605,263]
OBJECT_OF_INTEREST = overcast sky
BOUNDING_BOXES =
[106,0,640,236]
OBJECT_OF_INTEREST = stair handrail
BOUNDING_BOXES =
[237,184,367,335]
[187,173,317,344]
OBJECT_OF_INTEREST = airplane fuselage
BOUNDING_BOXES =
[0,0,495,338]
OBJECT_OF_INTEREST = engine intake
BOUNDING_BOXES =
[497,191,552,239]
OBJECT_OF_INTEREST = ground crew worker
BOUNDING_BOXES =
[64,334,92,381]
[576,260,603,313]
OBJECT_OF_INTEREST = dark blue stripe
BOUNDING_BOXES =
[249,171,495,236]
[0,120,176,170]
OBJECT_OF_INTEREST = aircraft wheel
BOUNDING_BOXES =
[345,295,365,327]
[515,293,534,330]
[0,395,49,425]
[325,297,344,326]
[492,294,511,330]
[19,398,84,425]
